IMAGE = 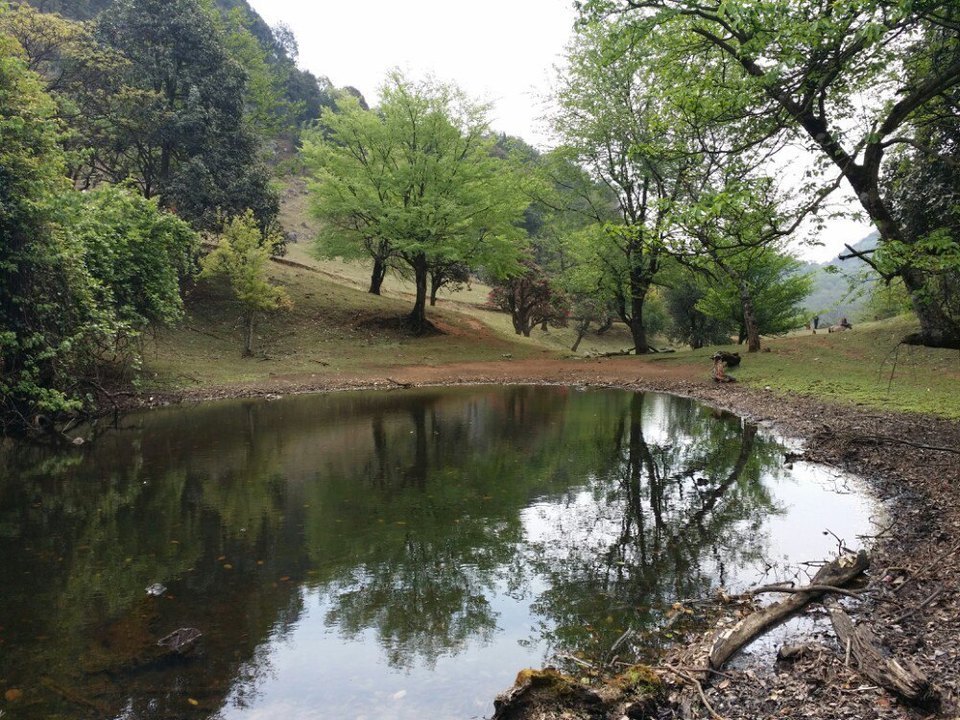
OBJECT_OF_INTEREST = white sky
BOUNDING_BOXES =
[247,0,575,147]
[248,0,875,263]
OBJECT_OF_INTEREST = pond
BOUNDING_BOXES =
[0,386,877,720]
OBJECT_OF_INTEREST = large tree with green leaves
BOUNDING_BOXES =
[0,24,93,428]
[697,249,811,346]
[303,73,528,333]
[578,0,960,348]
[551,20,691,354]
[91,0,279,230]
[672,171,817,352]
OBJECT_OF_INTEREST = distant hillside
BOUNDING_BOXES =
[21,0,338,128]
[800,232,880,323]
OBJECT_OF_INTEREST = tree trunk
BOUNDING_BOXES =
[571,319,591,352]
[369,257,386,295]
[429,275,439,307]
[629,271,652,354]
[629,316,649,355]
[739,283,761,352]
[243,312,256,357]
[407,254,429,334]
[595,316,613,335]
[900,267,960,348]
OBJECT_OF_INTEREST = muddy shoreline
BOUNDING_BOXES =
[120,360,960,718]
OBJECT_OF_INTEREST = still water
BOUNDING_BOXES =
[0,386,876,719]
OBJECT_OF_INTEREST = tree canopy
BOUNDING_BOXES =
[577,0,960,347]
[304,73,529,333]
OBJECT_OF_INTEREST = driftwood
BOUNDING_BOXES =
[709,551,869,670]
[824,598,939,708]
[156,627,202,655]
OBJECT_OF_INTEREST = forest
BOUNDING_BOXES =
[1,0,958,434]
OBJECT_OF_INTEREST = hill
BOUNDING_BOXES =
[800,232,880,323]
[21,0,338,128]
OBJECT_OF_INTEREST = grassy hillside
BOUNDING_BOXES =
[144,260,551,390]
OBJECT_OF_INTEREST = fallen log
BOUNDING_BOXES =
[709,550,869,670]
[824,598,939,709]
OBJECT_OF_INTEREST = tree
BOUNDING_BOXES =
[218,7,294,138]
[0,24,96,428]
[489,261,569,337]
[697,250,811,346]
[673,173,816,352]
[429,261,471,307]
[73,0,280,230]
[578,0,960,347]
[551,21,690,353]
[304,73,528,334]
[66,184,198,330]
[1,24,198,430]
[662,271,733,350]
[201,211,292,356]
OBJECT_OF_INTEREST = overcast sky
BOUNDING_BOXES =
[247,0,575,146]
[248,0,874,262]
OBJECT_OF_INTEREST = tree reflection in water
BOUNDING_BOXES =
[0,387,853,720]
[523,392,782,664]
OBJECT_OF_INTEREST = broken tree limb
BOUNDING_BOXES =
[750,583,863,599]
[824,598,939,709]
[709,551,869,670]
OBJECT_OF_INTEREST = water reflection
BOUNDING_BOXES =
[0,387,874,720]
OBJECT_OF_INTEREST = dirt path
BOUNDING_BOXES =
[131,358,960,719]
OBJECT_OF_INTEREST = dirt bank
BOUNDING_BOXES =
[129,358,960,719]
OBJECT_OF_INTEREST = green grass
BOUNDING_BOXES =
[639,316,960,418]
[143,260,551,391]
[148,175,960,419]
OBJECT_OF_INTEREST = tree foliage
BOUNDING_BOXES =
[697,250,811,345]
[201,210,291,356]
[551,21,690,353]
[577,0,960,347]
[0,26,92,426]
[0,26,199,430]
[89,0,279,229]
[66,184,198,330]
[304,73,528,333]
[662,271,733,350]
[489,261,569,337]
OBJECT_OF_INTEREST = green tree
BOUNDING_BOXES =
[85,0,279,230]
[551,21,690,353]
[662,270,733,350]
[578,0,960,347]
[303,73,528,334]
[489,261,569,337]
[66,184,198,330]
[697,250,811,345]
[674,174,816,352]
[0,23,102,429]
[201,210,292,356]
[218,7,293,138]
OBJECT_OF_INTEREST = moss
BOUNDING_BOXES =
[610,664,661,691]
[514,667,578,693]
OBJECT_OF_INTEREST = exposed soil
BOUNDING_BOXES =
[123,357,960,720]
